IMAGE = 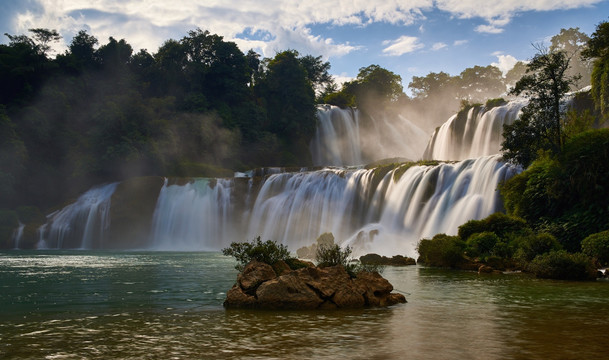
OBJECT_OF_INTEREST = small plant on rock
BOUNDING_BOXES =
[222,236,292,271]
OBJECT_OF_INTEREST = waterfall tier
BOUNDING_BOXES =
[423,100,526,161]
[31,156,519,258]
[311,105,429,166]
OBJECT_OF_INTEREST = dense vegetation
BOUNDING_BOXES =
[417,21,609,280]
[0,28,333,211]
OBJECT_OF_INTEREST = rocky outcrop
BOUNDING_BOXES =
[359,253,416,266]
[224,260,407,310]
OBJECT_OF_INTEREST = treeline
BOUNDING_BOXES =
[0,28,338,209]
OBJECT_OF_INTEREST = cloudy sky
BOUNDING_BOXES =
[2,0,608,88]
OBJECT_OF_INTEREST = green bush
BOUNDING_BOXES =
[222,236,292,271]
[485,98,507,109]
[514,233,562,264]
[581,230,609,266]
[458,212,529,241]
[417,234,466,268]
[466,231,499,257]
[528,250,597,281]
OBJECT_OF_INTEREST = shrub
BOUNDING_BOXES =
[458,212,529,241]
[466,231,499,257]
[316,244,352,268]
[417,234,466,268]
[316,244,384,277]
[581,230,609,266]
[514,233,562,264]
[222,236,292,271]
[485,98,507,109]
[528,250,597,281]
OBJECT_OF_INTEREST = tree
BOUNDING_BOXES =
[28,28,61,57]
[550,27,592,88]
[458,65,504,102]
[298,54,333,95]
[408,71,456,99]
[505,61,528,90]
[501,46,579,167]
[582,21,609,119]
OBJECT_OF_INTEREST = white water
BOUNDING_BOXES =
[311,105,428,166]
[25,103,524,256]
[423,100,526,161]
[37,183,118,249]
[150,178,235,251]
[249,155,518,258]
[11,222,24,249]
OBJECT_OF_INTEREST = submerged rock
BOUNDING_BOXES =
[224,260,407,310]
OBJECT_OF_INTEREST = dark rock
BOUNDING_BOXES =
[238,261,277,294]
[359,253,416,266]
[256,272,324,309]
[478,265,494,274]
[353,271,395,306]
[223,261,406,310]
[224,284,257,308]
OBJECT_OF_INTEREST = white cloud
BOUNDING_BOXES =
[2,0,604,60]
[431,42,447,51]
[454,39,468,46]
[491,54,519,75]
[436,0,602,33]
[382,35,424,56]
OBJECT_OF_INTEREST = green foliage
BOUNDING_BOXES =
[502,47,580,167]
[458,212,529,241]
[528,250,597,280]
[582,21,609,119]
[465,232,499,257]
[513,233,562,264]
[581,230,609,266]
[222,237,292,271]
[485,98,507,109]
[417,234,466,268]
[316,243,352,268]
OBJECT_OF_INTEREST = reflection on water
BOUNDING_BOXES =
[1,251,608,359]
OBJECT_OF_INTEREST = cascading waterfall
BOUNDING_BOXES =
[37,183,118,249]
[249,155,518,258]
[150,178,234,251]
[11,222,24,249]
[311,105,428,166]
[17,101,526,256]
[423,100,526,161]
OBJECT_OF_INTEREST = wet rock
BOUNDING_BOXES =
[223,261,406,310]
[237,261,277,294]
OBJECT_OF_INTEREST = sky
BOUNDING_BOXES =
[1,0,608,91]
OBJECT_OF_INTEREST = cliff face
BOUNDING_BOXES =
[224,261,406,310]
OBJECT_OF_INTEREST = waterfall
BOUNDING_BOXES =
[311,105,428,166]
[249,155,518,258]
[423,100,526,161]
[11,222,24,249]
[38,183,118,249]
[149,178,234,251]
[26,156,519,256]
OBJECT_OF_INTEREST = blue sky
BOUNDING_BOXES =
[1,0,608,90]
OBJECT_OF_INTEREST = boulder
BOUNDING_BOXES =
[256,273,324,309]
[237,261,277,294]
[224,261,406,310]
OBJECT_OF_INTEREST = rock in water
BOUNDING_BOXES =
[223,261,406,310]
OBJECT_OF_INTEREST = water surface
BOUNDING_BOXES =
[1,251,607,359]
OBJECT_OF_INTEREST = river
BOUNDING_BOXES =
[1,251,608,359]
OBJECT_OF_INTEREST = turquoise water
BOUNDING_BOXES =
[1,251,608,359]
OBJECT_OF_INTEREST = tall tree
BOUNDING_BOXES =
[502,46,579,167]
[582,21,609,119]
[550,27,592,88]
